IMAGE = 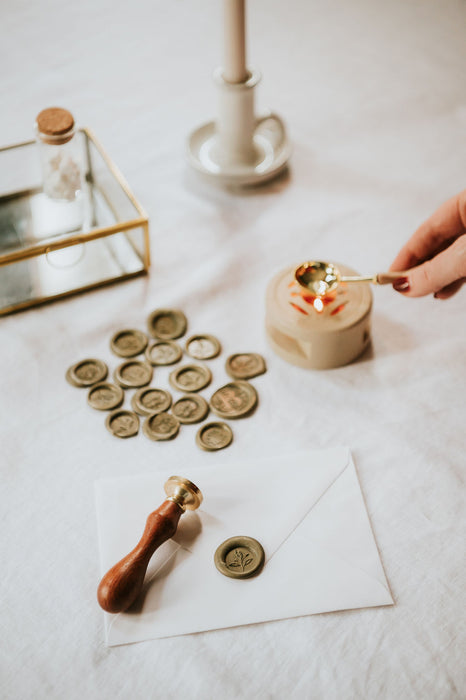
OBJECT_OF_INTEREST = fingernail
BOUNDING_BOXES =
[393,277,410,293]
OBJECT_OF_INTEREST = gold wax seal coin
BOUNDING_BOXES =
[87,382,124,411]
[66,359,108,388]
[145,340,183,366]
[131,387,172,416]
[169,364,212,393]
[172,395,209,424]
[214,536,265,579]
[225,353,266,380]
[209,380,258,419]
[143,412,180,441]
[147,309,187,340]
[196,422,233,451]
[105,410,140,438]
[114,360,153,389]
[110,329,148,358]
[185,334,221,360]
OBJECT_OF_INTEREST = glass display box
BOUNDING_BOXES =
[0,128,150,316]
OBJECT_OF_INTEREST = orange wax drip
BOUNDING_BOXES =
[289,302,309,315]
[330,303,348,316]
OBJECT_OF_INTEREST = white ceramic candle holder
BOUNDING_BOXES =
[187,68,291,186]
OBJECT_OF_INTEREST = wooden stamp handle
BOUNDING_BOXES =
[97,499,183,613]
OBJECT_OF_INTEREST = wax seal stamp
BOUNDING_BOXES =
[66,358,108,387]
[110,329,148,358]
[214,536,265,579]
[147,309,187,340]
[145,340,183,366]
[87,382,124,411]
[97,476,203,613]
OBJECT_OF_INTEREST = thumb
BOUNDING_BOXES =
[395,233,466,297]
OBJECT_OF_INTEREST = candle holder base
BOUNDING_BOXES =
[187,114,290,186]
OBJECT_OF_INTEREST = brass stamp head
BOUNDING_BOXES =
[164,476,203,511]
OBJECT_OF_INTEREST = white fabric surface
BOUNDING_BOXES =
[1,0,465,698]
[95,449,393,645]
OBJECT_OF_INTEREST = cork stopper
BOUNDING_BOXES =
[36,107,75,144]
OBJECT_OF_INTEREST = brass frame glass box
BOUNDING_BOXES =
[0,128,150,316]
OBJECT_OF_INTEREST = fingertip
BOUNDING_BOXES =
[433,279,465,300]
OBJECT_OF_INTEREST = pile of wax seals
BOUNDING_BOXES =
[66,308,266,451]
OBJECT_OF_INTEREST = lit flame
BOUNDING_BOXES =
[289,278,349,316]
[313,298,324,313]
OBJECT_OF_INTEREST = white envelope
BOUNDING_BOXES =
[95,447,393,646]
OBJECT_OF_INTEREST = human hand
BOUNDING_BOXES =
[390,189,466,298]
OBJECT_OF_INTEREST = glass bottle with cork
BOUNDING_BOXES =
[35,107,84,234]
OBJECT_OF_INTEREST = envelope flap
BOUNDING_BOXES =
[288,454,391,590]
[175,446,351,560]
[95,447,350,572]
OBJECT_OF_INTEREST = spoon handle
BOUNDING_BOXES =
[339,275,377,284]
[374,271,405,285]
[340,272,404,285]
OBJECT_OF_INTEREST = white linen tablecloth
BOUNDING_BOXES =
[1,0,465,698]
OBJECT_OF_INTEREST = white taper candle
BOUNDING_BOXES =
[223,0,248,84]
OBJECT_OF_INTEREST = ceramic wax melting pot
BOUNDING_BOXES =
[265,263,373,370]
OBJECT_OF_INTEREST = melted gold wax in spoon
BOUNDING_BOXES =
[295,261,403,297]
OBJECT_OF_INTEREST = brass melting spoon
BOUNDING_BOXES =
[97,476,203,613]
[295,261,402,297]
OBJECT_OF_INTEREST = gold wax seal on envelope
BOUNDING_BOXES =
[214,536,265,579]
